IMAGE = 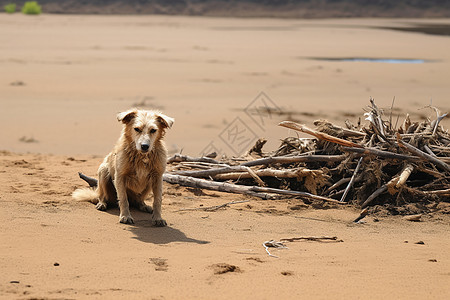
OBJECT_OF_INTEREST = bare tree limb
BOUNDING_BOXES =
[342,147,420,161]
[163,174,345,204]
[340,157,363,202]
[396,133,450,172]
[241,154,346,167]
[167,154,220,164]
[279,121,363,148]
[361,185,388,209]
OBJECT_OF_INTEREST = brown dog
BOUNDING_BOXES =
[72,108,174,225]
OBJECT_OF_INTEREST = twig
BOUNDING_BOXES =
[340,157,363,202]
[432,113,448,136]
[263,240,288,258]
[176,200,250,212]
[280,236,343,243]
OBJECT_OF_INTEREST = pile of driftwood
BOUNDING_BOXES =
[164,99,449,213]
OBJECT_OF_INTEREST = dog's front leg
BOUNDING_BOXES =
[115,175,134,224]
[151,176,166,227]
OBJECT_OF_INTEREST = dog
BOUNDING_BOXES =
[72,108,174,226]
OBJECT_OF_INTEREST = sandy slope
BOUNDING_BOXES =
[1,15,450,299]
[0,151,449,299]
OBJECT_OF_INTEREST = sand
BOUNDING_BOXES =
[1,15,449,299]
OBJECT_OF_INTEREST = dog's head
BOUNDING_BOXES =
[117,109,174,153]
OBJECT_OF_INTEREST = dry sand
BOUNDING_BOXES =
[1,15,450,299]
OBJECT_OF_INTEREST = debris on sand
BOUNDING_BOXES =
[210,263,241,275]
[165,99,449,216]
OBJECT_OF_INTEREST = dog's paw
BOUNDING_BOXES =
[139,204,153,214]
[96,202,107,211]
[119,215,135,224]
[152,218,167,227]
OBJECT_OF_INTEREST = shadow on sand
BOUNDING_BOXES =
[105,208,209,245]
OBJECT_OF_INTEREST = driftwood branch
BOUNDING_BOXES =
[174,166,247,177]
[279,121,363,148]
[361,185,388,209]
[396,164,414,188]
[243,166,266,187]
[396,134,450,172]
[353,208,369,223]
[421,188,450,196]
[325,177,351,193]
[340,157,363,202]
[241,154,346,167]
[167,154,220,165]
[213,167,321,180]
[342,147,420,161]
[163,174,344,204]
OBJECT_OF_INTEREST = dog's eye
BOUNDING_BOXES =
[150,128,157,134]
[134,128,142,133]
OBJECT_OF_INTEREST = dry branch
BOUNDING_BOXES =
[340,157,363,202]
[241,154,346,167]
[280,236,343,243]
[397,134,450,172]
[342,147,420,161]
[167,154,220,164]
[396,164,414,188]
[279,121,363,148]
[174,166,248,177]
[213,167,321,180]
[361,185,388,209]
[163,174,344,204]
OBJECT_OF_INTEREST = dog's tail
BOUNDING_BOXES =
[72,188,99,204]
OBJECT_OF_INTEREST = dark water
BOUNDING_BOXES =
[310,58,431,64]
[381,24,450,37]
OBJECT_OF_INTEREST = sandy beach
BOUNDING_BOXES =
[1,14,449,299]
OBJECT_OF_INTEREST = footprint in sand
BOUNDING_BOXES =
[210,263,241,275]
[149,258,168,271]
[245,257,265,263]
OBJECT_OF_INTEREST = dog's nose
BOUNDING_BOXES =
[141,144,150,151]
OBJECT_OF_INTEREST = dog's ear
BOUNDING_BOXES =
[117,109,137,124]
[156,113,174,129]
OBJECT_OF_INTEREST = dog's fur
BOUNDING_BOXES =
[72,108,174,225]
